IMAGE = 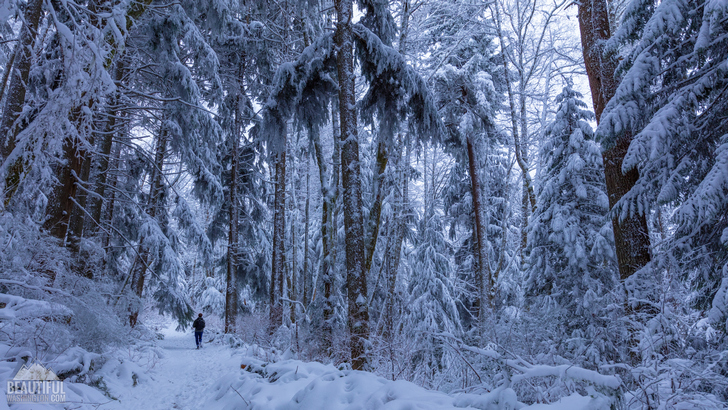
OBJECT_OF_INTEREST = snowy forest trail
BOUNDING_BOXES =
[100,326,240,410]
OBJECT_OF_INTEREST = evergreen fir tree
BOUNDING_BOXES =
[525,84,617,362]
[404,211,461,386]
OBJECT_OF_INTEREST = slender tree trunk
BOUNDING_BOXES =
[383,0,412,351]
[225,98,241,334]
[423,143,429,215]
[331,101,341,323]
[270,130,287,331]
[466,135,491,332]
[518,83,532,262]
[336,0,369,370]
[0,50,16,103]
[492,1,535,265]
[91,58,126,226]
[66,144,93,268]
[577,0,651,280]
[102,142,121,249]
[1,0,43,203]
[312,105,336,352]
[384,135,409,343]
[364,139,388,273]
[303,154,310,307]
[289,152,297,325]
[129,127,167,327]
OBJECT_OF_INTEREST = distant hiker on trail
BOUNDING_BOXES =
[192,313,205,349]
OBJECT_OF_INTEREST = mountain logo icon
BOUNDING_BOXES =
[13,362,60,381]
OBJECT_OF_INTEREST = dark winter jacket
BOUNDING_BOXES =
[193,317,205,332]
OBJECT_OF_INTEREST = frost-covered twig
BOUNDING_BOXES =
[230,384,250,406]
[280,297,306,315]
[440,336,482,384]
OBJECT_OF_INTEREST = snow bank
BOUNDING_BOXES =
[207,357,616,410]
[209,358,475,410]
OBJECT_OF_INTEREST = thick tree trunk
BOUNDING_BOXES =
[603,138,651,280]
[270,137,286,331]
[43,136,82,240]
[1,0,44,204]
[336,0,369,370]
[466,136,491,330]
[577,0,651,280]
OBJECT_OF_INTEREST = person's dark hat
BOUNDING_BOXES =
[198,313,203,317]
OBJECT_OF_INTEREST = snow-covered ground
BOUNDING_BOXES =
[0,323,629,409]
[98,325,242,410]
[206,356,609,410]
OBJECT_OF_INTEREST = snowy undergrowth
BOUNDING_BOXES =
[207,355,617,410]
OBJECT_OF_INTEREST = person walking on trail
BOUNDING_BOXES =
[192,313,205,349]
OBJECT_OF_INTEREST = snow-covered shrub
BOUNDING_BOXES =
[0,212,129,378]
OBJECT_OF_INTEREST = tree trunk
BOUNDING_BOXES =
[102,142,121,249]
[1,0,43,203]
[225,97,241,334]
[312,104,336,352]
[384,135,409,343]
[492,1,536,265]
[66,142,93,274]
[383,0,412,355]
[577,0,651,280]
[129,128,167,327]
[90,58,127,227]
[43,123,86,241]
[603,137,651,280]
[289,153,297,325]
[336,0,369,370]
[0,50,16,103]
[466,135,491,331]
[303,153,310,308]
[364,139,388,273]
[270,133,286,331]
